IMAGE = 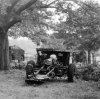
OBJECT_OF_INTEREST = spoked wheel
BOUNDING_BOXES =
[48,72,55,78]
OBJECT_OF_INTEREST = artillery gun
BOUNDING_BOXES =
[25,48,77,84]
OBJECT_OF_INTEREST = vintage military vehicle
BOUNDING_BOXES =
[25,48,77,84]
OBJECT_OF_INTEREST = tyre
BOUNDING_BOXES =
[25,64,33,79]
[27,60,36,67]
[25,60,35,79]
[67,63,76,82]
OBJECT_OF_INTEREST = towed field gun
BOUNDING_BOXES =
[25,48,77,84]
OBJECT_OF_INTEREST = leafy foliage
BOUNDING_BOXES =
[41,35,66,50]
[54,1,100,51]
[76,64,100,81]
[7,0,55,38]
[7,0,79,45]
[0,0,81,70]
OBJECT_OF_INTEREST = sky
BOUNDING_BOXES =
[9,37,38,56]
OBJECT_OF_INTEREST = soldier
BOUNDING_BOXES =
[38,51,47,66]
[45,54,58,69]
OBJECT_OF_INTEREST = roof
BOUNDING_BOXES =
[36,48,79,53]
[9,45,24,52]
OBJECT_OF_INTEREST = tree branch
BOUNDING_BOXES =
[16,0,59,15]
[33,0,79,9]
[4,18,21,31]
[16,0,38,15]
[35,0,58,9]
[35,6,57,9]
[7,0,20,13]
[46,0,58,7]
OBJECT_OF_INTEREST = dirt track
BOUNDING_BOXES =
[0,69,100,99]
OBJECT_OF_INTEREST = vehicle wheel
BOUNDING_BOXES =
[48,72,55,78]
[25,64,34,79]
[25,60,36,78]
[27,60,36,68]
[67,63,76,82]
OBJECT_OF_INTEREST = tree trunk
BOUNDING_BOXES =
[88,50,91,64]
[0,28,9,70]
[92,52,96,64]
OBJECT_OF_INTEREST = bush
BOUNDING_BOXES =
[76,64,100,81]
[9,61,26,70]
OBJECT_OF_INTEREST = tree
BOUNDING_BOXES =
[53,31,81,50]
[41,35,65,50]
[72,1,100,64]
[0,0,78,70]
[0,0,61,70]
[54,0,100,64]
[78,36,100,64]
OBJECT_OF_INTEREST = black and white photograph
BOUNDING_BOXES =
[0,0,100,99]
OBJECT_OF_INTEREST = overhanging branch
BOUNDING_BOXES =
[16,0,38,15]
[16,0,59,15]
[4,18,21,31]
[35,6,57,9]
[46,0,58,7]
[35,0,58,9]
[7,0,20,13]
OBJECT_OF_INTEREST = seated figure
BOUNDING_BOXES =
[44,54,58,68]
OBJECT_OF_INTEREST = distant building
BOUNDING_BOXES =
[9,45,25,62]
